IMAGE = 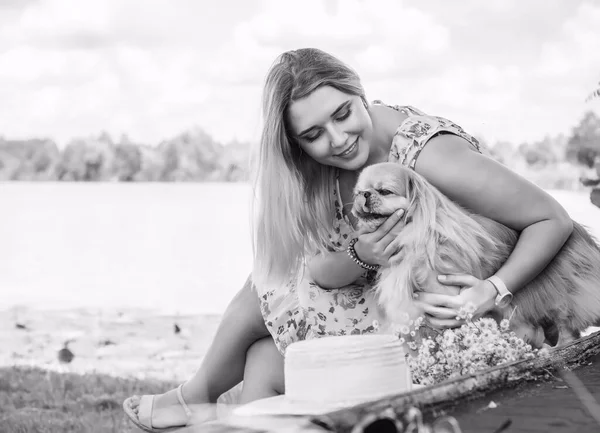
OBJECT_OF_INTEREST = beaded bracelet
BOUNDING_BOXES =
[347,238,380,271]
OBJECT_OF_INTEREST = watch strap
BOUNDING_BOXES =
[486,275,513,307]
[486,275,510,297]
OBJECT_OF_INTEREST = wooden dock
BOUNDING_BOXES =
[187,331,600,433]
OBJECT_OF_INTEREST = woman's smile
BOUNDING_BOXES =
[334,137,359,158]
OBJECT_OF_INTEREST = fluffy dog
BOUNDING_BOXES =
[352,162,600,347]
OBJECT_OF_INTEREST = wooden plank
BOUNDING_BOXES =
[311,331,600,433]
[451,351,600,432]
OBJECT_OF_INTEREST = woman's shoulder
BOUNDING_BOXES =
[381,103,484,169]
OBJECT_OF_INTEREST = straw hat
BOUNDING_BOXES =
[234,334,414,416]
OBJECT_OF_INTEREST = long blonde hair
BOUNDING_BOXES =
[251,48,367,293]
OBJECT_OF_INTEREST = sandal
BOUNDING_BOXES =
[123,384,192,432]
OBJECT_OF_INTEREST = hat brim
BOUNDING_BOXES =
[233,384,424,417]
[233,395,364,416]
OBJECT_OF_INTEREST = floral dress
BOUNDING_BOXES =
[259,102,483,354]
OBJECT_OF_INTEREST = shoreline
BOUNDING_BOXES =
[1,306,222,382]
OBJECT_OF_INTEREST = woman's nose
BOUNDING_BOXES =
[329,125,348,148]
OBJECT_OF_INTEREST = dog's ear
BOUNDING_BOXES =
[403,168,443,266]
[405,169,438,228]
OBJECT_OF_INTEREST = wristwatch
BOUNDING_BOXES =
[486,275,513,308]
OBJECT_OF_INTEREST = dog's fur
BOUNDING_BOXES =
[352,162,600,347]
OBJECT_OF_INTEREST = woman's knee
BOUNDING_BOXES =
[241,337,285,401]
[247,336,280,358]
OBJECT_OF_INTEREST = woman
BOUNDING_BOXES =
[124,48,572,431]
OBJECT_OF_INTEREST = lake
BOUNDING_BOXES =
[0,182,254,314]
[1,183,599,315]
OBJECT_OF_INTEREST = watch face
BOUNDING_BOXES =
[496,293,513,308]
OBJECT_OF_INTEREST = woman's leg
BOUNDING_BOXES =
[239,337,285,404]
[128,275,271,428]
[188,275,271,402]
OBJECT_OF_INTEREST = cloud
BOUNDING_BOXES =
[0,0,230,145]
[523,2,600,139]
[197,0,451,142]
[16,0,112,49]
[212,0,450,81]
[537,2,600,83]
[0,0,598,148]
[362,0,600,144]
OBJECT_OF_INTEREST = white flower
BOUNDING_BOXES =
[406,314,538,386]
[399,325,411,335]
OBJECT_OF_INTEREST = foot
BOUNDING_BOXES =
[127,383,215,429]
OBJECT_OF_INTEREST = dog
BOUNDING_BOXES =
[352,162,600,348]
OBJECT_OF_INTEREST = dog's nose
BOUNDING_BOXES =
[362,191,371,207]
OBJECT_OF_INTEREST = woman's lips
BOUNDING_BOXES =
[335,137,358,158]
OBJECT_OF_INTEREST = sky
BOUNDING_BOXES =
[0,0,599,148]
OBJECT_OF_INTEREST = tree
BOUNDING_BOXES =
[488,141,515,166]
[0,138,60,180]
[158,128,224,181]
[57,135,115,181]
[113,141,142,181]
[517,135,567,168]
[565,111,600,167]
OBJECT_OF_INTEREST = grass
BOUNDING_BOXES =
[0,366,177,433]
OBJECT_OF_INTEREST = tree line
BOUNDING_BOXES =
[487,110,600,168]
[1,111,599,183]
[0,127,250,182]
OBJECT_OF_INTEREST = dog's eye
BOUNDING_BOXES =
[378,189,393,196]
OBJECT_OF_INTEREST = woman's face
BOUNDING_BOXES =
[287,86,373,171]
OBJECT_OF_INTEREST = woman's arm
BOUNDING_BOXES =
[415,134,573,324]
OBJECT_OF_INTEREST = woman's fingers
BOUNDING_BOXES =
[426,316,463,329]
[373,209,405,241]
[383,239,402,258]
[415,292,460,309]
[379,219,407,256]
[437,273,480,287]
[414,301,458,320]
[356,210,407,264]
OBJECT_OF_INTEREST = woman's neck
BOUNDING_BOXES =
[364,103,407,167]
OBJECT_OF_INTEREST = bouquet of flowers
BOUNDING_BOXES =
[396,305,543,386]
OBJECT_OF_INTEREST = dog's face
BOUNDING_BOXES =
[352,163,412,230]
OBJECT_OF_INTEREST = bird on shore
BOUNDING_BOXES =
[174,323,181,334]
[58,341,75,364]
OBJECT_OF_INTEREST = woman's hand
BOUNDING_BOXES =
[353,209,406,266]
[414,274,498,328]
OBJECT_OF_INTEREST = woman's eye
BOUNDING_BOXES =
[305,132,322,142]
[378,189,393,196]
[336,109,351,121]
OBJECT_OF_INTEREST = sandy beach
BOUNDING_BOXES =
[1,307,222,382]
